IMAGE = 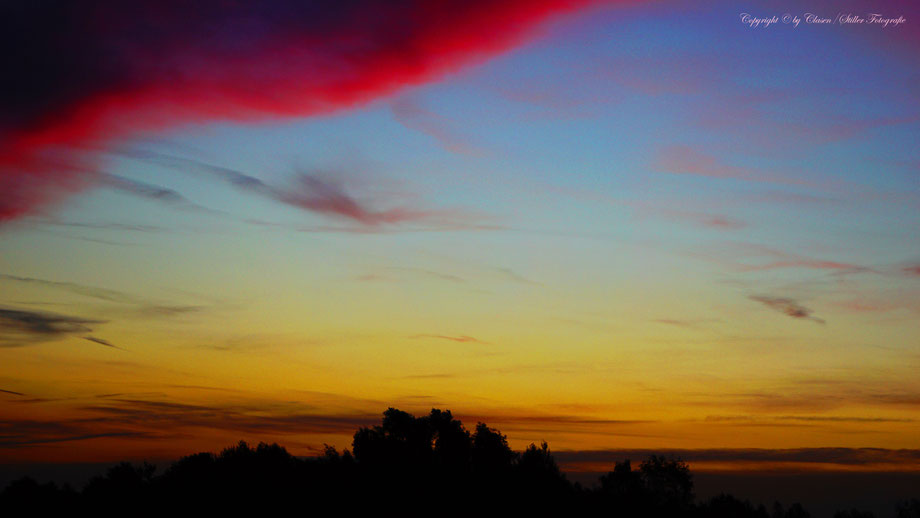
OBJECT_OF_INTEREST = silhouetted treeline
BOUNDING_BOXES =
[2,408,919,517]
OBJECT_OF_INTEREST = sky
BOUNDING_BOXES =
[1,0,919,477]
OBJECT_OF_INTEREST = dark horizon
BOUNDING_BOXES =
[4,460,920,517]
[3,408,919,518]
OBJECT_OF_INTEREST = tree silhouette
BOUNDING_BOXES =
[0,407,911,517]
[898,499,920,518]
[700,493,770,518]
[835,509,877,518]
[640,454,694,511]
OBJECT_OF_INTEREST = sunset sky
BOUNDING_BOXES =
[1,0,919,476]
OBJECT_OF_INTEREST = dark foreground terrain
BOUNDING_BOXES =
[2,408,918,517]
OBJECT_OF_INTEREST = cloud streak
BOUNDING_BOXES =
[0,272,208,318]
[411,334,489,345]
[97,173,211,212]
[638,206,746,231]
[123,150,478,228]
[749,296,825,324]
[690,242,870,274]
[0,307,106,347]
[652,145,833,190]
[555,448,920,472]
[1,273,138,304]
[0,397,384,450]
[391,97,488,156]
[83,336,124,350]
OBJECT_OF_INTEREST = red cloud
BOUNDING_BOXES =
[1,0,615,222]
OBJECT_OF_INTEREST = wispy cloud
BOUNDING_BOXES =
[495,267,542,286]
[1,273,137,304]
[279,174,440,226]
[462,412,657,437]
[652,318,719,329]
[654,145,767,182]
[637,206,746,230]
[690,242,870,274]
[652,145,824,189]
[749,295,825,324]
[391,97,488,156]
[653,319,696,328]
[98,173,211,212]
[123,150,479,229]
[402,374,458,380]
[83,336,125,350]
[0,273,208,318]
[0,307,106,347]
[0,417,154,448]
[703,414,913,424]
[27,397,380,445]
[388,267,466,283]
[683,384,920,413]
[555,448,920,473]
[31,218,167,233]
[411,334,489,345]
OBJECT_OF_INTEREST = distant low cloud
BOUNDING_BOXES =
[749,295,825,324]
[0,307,106,347]
[554,447,920,472]
[703,414,913,424]
[0,397,382,450]
[0,417,152,448]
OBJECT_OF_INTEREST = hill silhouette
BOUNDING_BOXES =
[2,408,919,517]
